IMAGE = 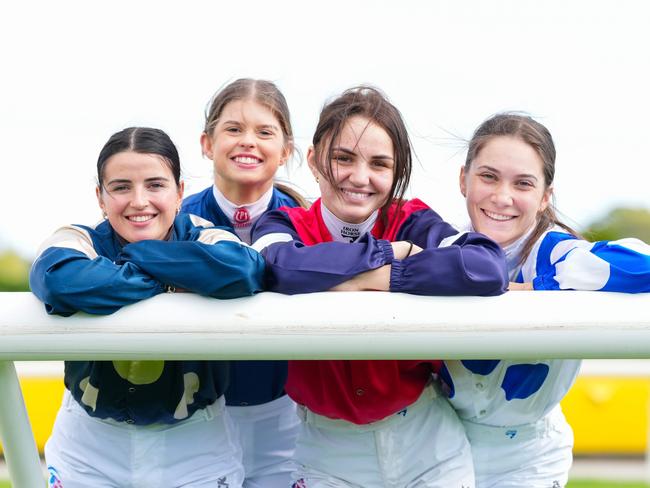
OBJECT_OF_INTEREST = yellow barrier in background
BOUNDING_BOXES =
[563,376,650,454]
[3,372,649,456]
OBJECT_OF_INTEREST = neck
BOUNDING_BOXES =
[215,179,274,206]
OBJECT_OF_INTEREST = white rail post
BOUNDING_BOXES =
[0,360,45,488]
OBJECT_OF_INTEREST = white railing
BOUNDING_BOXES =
[2,290,650,487]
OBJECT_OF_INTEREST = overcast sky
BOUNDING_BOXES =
[2,0,649,258]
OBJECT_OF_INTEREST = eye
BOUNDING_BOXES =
[479,172,496,182]
[371,159,393,169]
[109,184,130,193]
[258,128,276,137]
[148,182,167,190]
[225,126,241,133]
[333,153,352,164]
[516,180,535,189]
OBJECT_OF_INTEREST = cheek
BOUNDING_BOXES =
[103,197,125,215]
[467,181,490,204]
[376,172,394,194]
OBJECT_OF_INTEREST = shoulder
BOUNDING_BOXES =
[385,198,454,242]
[271,187,299,207]
[35,223,106,260]
[181,186,213,212]
[255,206,299,233]
[174,213,242,246]
[534,227,587,263]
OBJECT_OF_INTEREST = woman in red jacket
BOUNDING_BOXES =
[252,86,508,488]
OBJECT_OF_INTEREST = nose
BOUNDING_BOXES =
[238,130,256,148]
[348,162,370,187]
[491,183,513,207]
[130,187,148,209]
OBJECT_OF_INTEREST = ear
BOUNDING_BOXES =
[539,185,553,213]
[306,146,320,179]
[96,186,105,213]
[279,139,293,167]
[200,132,213,159]
[459,166,467,198]
[177,180,185,205]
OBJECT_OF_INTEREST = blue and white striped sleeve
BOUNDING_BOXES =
[531,231,650,292]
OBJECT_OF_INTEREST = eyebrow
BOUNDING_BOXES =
[106,176,171,185]
[476,164,538,181]
[333,146,394,161]
[222,120,280,131]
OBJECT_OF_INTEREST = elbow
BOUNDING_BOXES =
[469,262,509,296]
[213,253,265,298]
[30,270,75,316]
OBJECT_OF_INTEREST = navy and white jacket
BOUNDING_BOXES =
[441,226,650,426]
[29,212,265,425]
[182,185,301,407]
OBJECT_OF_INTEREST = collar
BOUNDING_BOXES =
[465,222,535,280]
[321,202,379,243]
[212,185,274,225]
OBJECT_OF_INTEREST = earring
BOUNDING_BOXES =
[176,207,180,215]
[315,175,320,183]
[102,211,107,219]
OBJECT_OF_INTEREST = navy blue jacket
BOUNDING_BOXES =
[30,213,265,424]
[182,185,301,406]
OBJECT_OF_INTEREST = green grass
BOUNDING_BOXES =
[568,482,650,488]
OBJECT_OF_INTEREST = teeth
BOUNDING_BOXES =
[128,215,154,222]
[233,156,261,165]
[484,210,514,221]
[342,189,370,200]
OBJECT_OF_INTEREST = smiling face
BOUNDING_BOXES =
[309,116,395,224]
[201,99,290,204]
[96,151,183,243]
[460,135,552,247]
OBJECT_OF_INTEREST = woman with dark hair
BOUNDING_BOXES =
[252,86,508,487]
[441,112,650,488]
[30,126,264,487]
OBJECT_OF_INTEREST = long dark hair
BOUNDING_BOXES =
[311,85,413,223]
[465,113,577,262]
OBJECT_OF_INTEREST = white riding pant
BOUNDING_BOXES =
[227,394,300,488]
[463,405,574,488]
[291,382,475,488]
[45,390,244,488]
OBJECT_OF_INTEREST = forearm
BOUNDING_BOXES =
[263,237,395,294]
[390,244,508,296]
[30,247,162,316]
[119,240,265,298]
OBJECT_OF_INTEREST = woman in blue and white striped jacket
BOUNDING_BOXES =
[442,113,650,488]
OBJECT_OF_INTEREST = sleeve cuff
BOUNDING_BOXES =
[389,258,405,291]
[377,239,395,264]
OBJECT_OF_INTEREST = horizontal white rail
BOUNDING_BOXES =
[1,290,650,487]
[2,291,650,360]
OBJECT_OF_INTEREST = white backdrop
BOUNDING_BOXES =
[2,0,649,257]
